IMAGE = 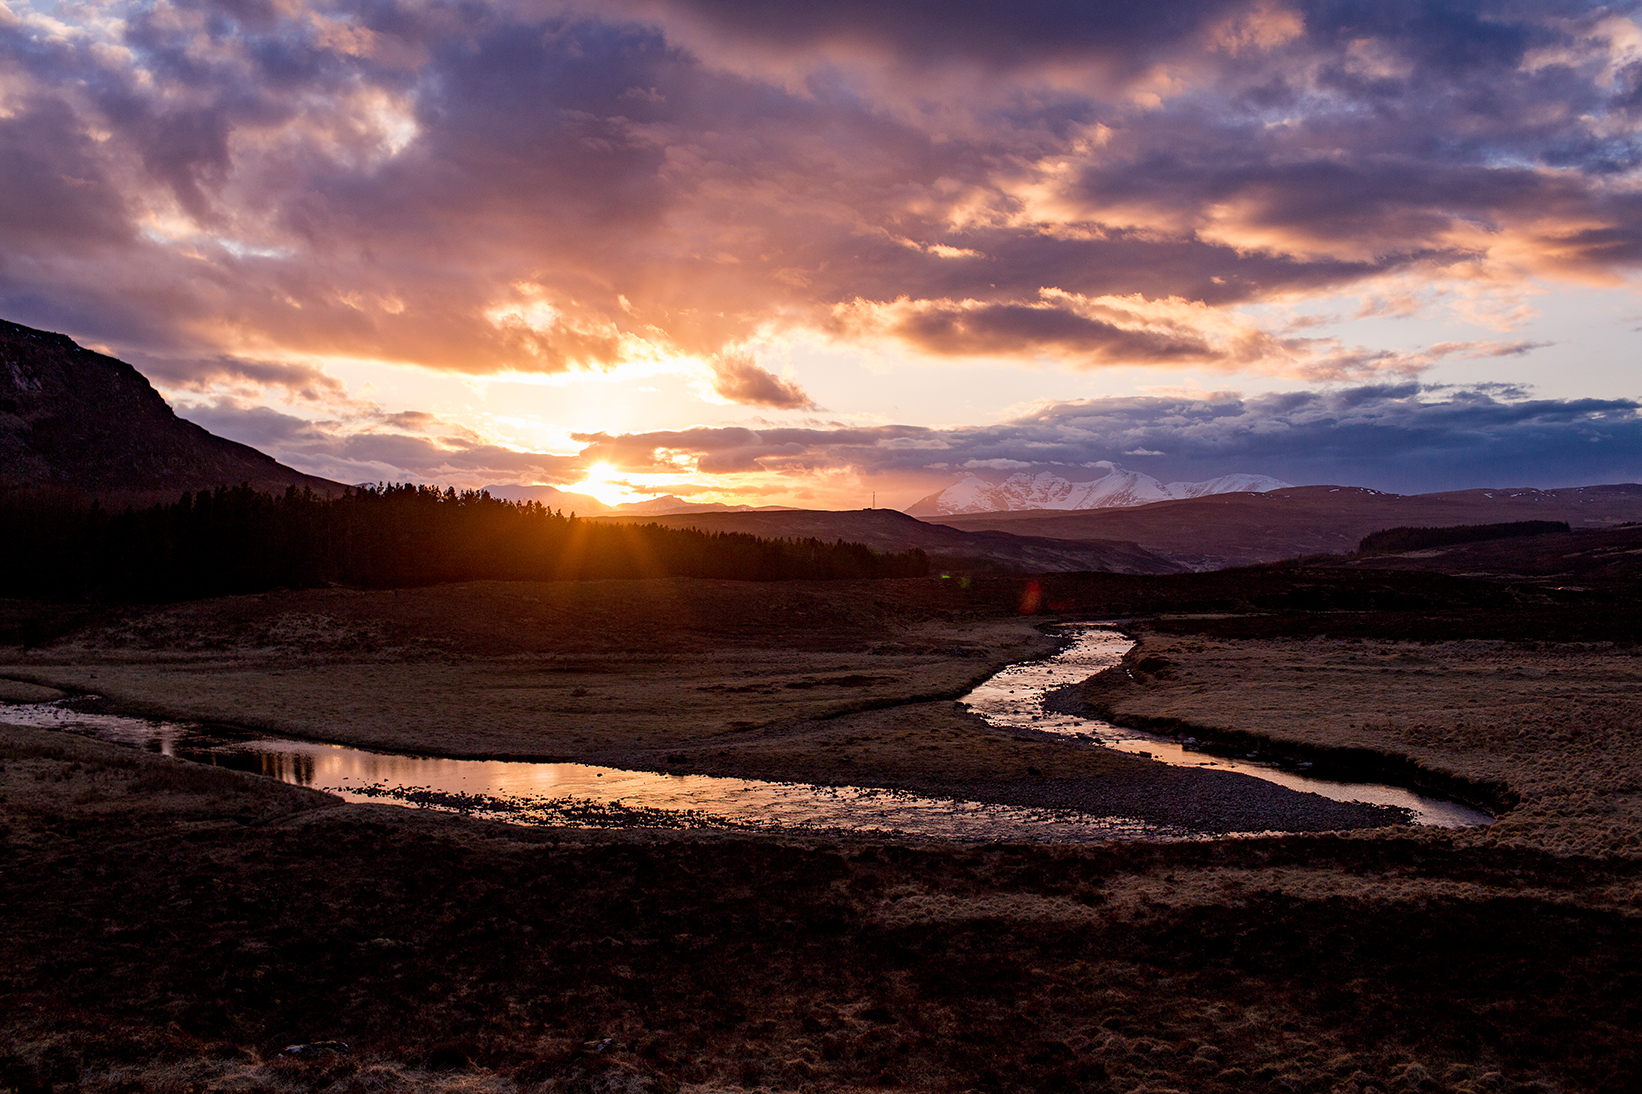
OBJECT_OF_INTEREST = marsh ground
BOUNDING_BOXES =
[0,579,1401,834]
[1085,625,1642,858]
[0,579,1048,763]
[3,572,1642,1093]
[2,723,1639,1094]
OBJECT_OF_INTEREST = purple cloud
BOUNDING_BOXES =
[709,352,814,409]
[571,385,1642,496]
[177,379,1642,499]
[1,0,1640,393]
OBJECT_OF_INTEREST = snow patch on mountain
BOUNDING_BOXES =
[907,465,1292,515]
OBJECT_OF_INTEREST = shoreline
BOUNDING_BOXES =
[1067,665,1515,818]
[2,675,1419,840]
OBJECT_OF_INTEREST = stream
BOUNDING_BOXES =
[961,626,1493,828]
[0,625,1490,839]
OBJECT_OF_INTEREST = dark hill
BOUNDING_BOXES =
[594,508,1183,574]
[0,319,341,504]
[1323,522,1642,589]
[930,484,1642,570]
[1355,520,1569,556]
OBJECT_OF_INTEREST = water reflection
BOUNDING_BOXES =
[961,625,1492,829]
[0,699,1170,842]
[0,623,1489,836]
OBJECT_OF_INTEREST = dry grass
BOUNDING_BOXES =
[1091,628,1642,857]
[0,680,62,703]
[0,579,1054,768]
[2,725,1638,1094]
[0,723,333,824]
[0,580,1410,832]
[5,577,1642,1092]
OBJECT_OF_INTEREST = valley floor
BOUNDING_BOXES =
[2,723,1638,1094]
[2,576,1640,1093]
[0,580,1401,835]
[1086,625,1642,858]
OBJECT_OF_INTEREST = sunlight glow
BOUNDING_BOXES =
[565,462,655,508]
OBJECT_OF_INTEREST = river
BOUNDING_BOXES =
[961,626,1493,828]
[0,625,1489,838]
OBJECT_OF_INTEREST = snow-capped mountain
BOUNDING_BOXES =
[905,465,1292,516]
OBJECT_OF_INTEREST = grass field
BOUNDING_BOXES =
[0,580,1404,832]
[1087,625,1642,858]
[0,579,1051,762]
[2,723,1638,1094]
[3,573,1640,1092]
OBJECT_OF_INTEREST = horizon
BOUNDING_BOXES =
[6,2,1642,506]
[480,470,1642,517]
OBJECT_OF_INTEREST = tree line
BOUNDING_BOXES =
[1356,520,1570,557]
[0,484,928,601]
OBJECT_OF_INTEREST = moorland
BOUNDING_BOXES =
[11,246,1642,1094]
[5,514,1642,1093]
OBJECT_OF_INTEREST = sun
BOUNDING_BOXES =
[567,462,651,508]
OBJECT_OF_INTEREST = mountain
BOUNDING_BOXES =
[905,465,1291,515]
[479,483,612,513]
[593,508,1183,574]
[481,484,797,517]
[615,495,798,516]
[931,483,1642,571]
[0,319,342,504]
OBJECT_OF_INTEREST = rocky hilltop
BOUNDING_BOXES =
[0,319,340,504]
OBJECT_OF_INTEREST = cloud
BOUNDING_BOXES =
[845,294,1236,365]
[568,385,1642,497]
[134,354,348,402]
[0,0,1639,421]
[835,292,1546,379]
[175,379,1642,500]
[961,458,1034,470]
[595,0,1285,91]
[708,351,814,408]
[175,402,583,486]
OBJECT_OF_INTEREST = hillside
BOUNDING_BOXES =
[594,508,1183,574]
[931,484,1642,570]
[1325,521,1642,588]
[0,319,340,504]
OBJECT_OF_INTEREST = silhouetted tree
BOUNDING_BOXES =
[0,484,927,601]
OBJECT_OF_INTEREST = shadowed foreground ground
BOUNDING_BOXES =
[5,573,1642,1092]
[2,725,1639,1094]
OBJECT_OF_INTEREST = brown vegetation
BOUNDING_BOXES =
[1084,624,1642,858]
[5,563,1642,1092]
[932,483,1642,569]
[594,508,1182,575]
[3,724,1638,1094]
[0,579,1052,767]
[0,579,1432,832]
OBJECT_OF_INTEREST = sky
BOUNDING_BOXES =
[5,0,1642,508]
